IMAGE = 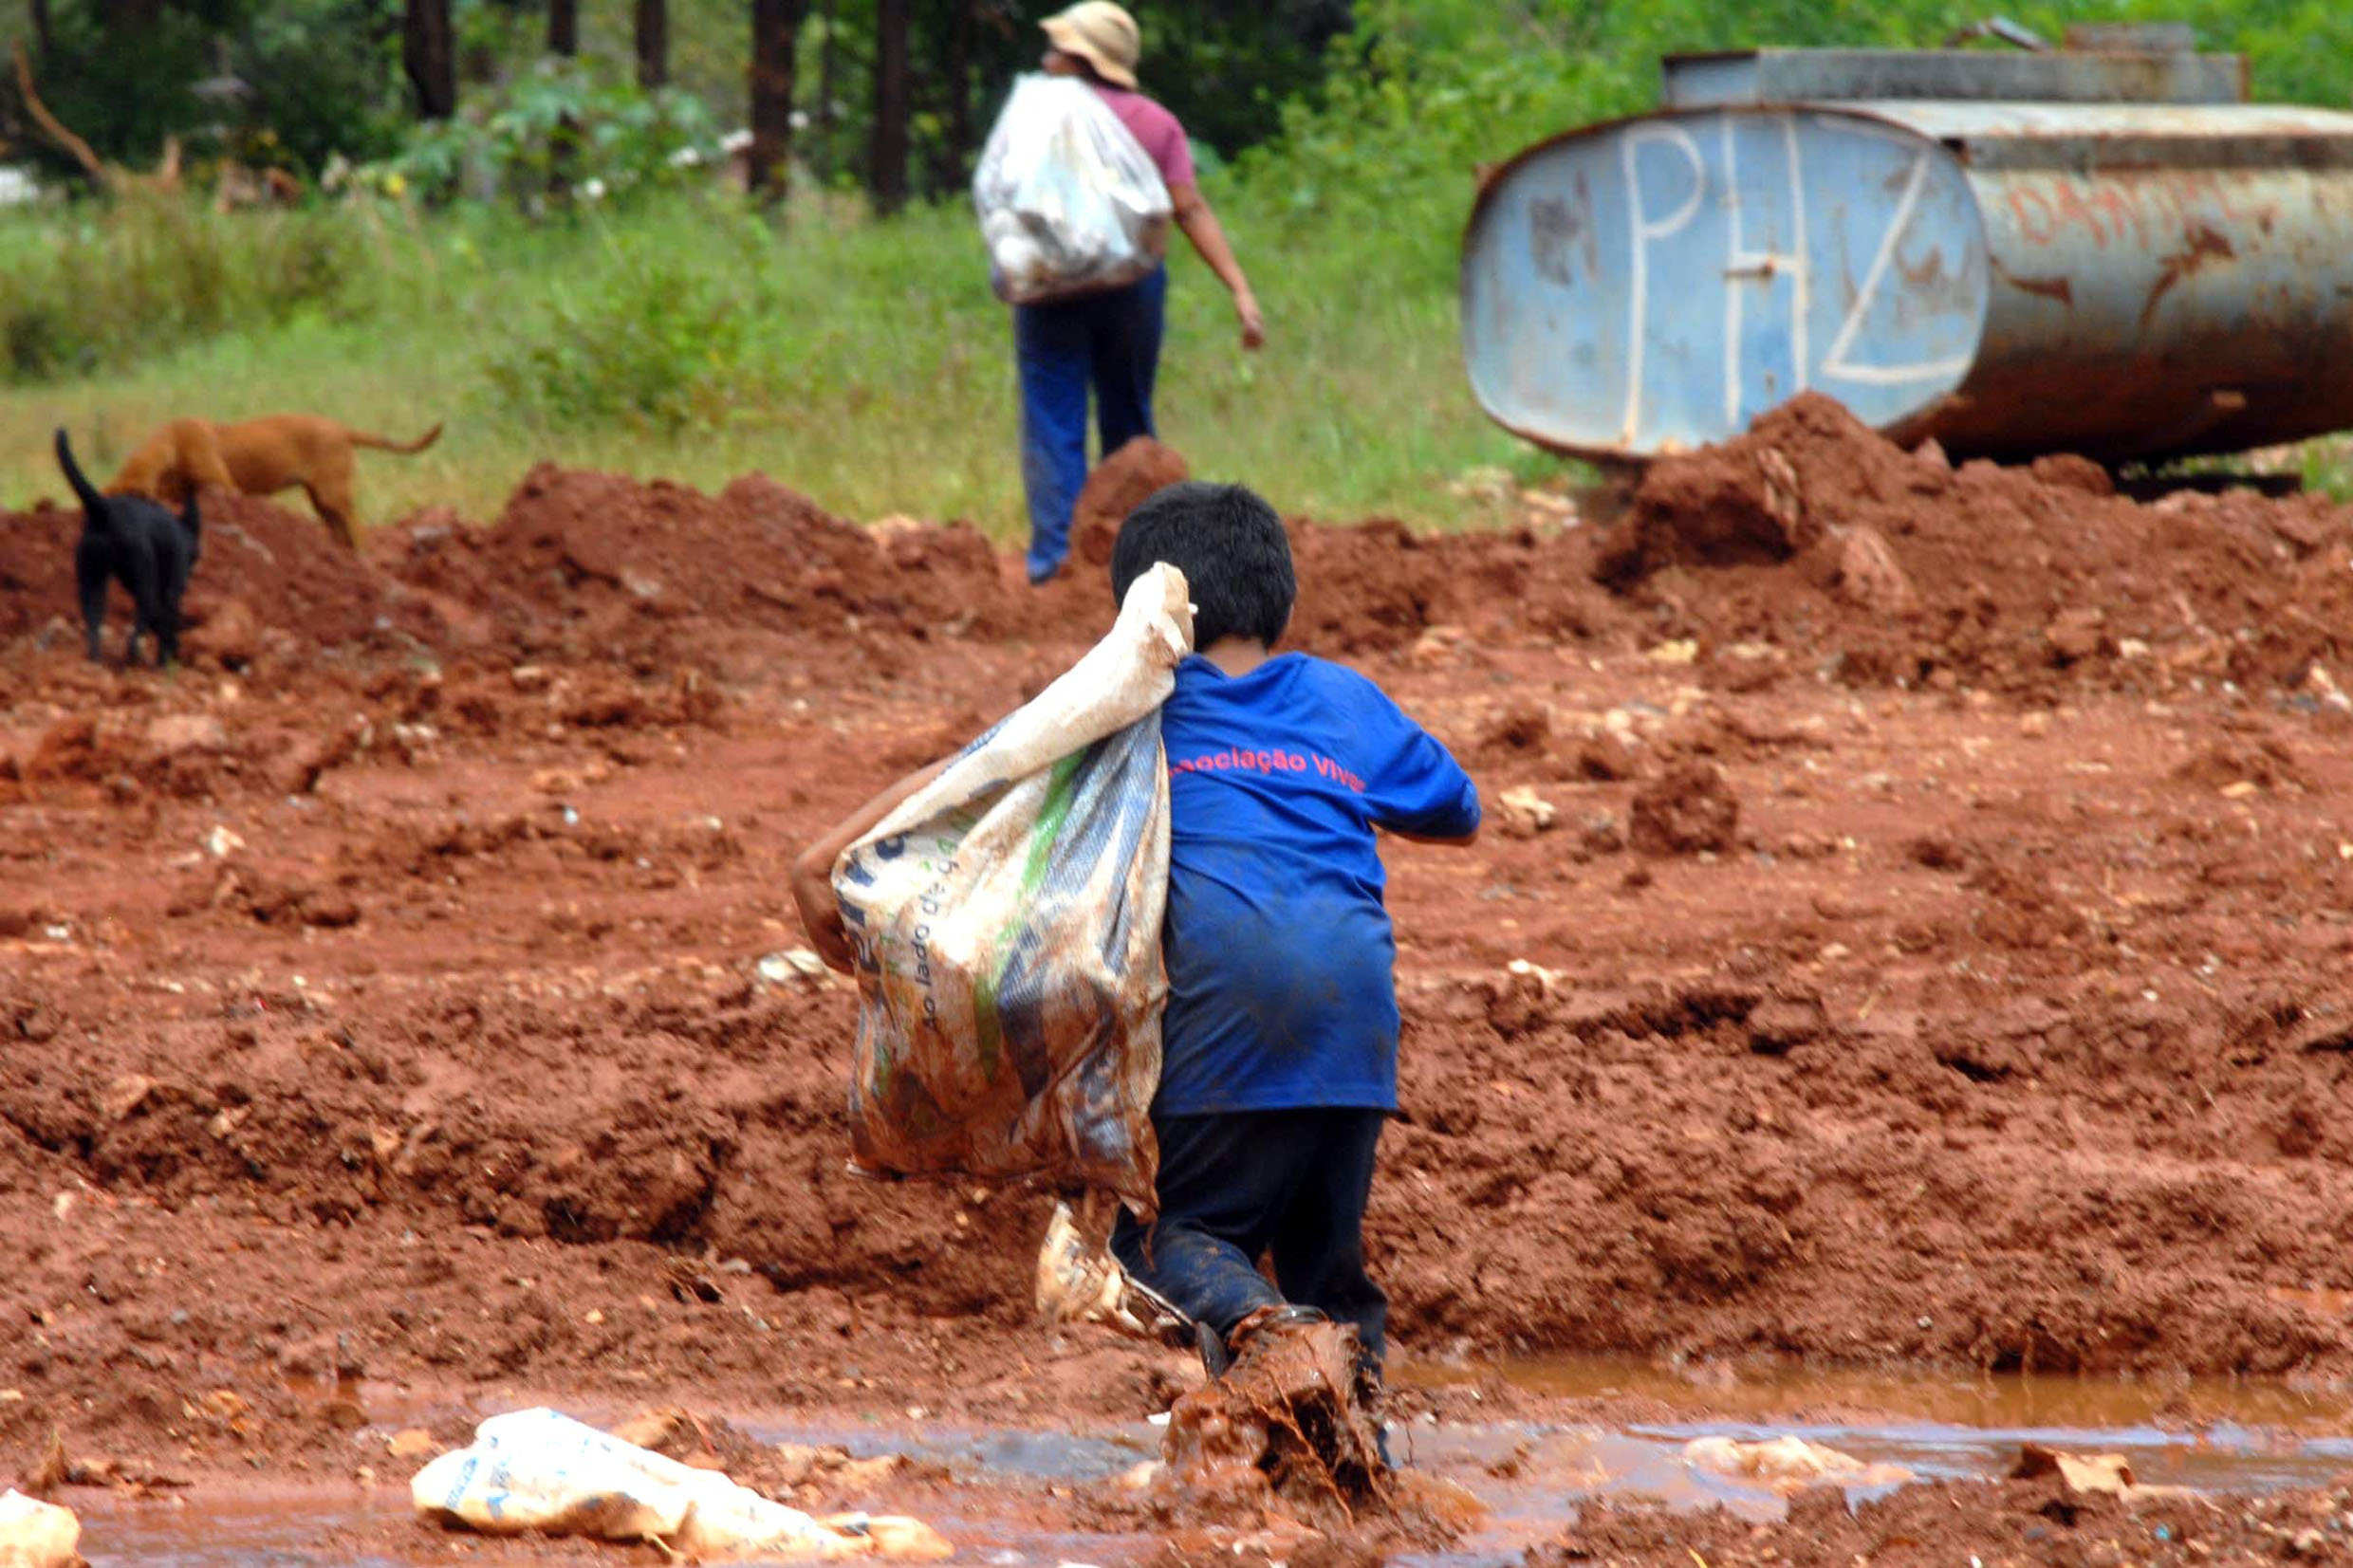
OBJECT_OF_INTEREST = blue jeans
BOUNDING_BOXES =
[1111,1107,1390,1371]
[1013,266,1167,582]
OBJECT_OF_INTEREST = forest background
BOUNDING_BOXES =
[1,0,2345,526]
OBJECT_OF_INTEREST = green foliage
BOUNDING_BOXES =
[3,0,406,178]
[9,0,2353,529]
[482,221,762,431]
[380,61,726,207]
[0,198,370,381]
[8,1,220,180]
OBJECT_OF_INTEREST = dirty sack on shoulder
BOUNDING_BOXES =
[830,563,1193,1219]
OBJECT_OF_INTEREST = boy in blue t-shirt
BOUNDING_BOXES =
[790,482,1479,1397]
[1102,482,1480,1389]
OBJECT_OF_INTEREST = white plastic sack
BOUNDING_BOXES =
[411,1409,950,1560]
[833,564,1193,1217]
[973,73,1172,305]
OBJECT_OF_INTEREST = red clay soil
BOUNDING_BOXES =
[3,422,2353,1516]
[1546,1474,2353,1568]
[1597,393,2353,696]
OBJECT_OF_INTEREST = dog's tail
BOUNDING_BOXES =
[54,428,111,523]
[344,420,444,455]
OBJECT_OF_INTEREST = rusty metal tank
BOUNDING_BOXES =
[1460,43,2353,463]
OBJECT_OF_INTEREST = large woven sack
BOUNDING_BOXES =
[832,564,1193,1216]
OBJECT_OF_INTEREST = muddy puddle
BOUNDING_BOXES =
[69,1368,2353,1567]
[1409,1354,2353,1488]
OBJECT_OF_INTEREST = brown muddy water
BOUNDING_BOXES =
[69,1359,2353,1566]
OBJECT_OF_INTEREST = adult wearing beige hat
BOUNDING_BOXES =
[1015,1,1264,584]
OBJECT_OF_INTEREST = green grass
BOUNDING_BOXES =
[0,188,1560,539]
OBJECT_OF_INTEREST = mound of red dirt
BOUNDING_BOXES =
[1071,436,1190,566]
[1288,518,1620,655]
[1600,393,2353,695]
[374,465,1037,660]
[0,491,440,655]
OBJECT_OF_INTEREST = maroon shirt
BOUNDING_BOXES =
[1091,83,1195,189]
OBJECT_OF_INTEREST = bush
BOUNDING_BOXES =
[377,63,726,210]
[482,226,762,432]
[0,198,377,382]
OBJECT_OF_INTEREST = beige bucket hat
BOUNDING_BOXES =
[1042,2,1140,90]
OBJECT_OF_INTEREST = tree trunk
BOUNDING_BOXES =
[815,0,837,134]
[747,0,806,205]
[98,0,159,31]
[547,0,578,56]
[547,0,579,202]
[402,0,457,120]
[635,0,668,89]
[870,0,910,212]
[939,0,975,193]
[28,0,53,62]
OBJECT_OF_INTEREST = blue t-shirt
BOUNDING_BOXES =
[1155,653,1480,1117]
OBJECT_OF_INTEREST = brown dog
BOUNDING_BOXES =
[107,415,444,549]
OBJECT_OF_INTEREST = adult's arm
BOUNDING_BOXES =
[1169,182,1264,350]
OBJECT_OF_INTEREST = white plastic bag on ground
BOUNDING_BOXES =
[410,1409,950,1560]
[973,73,1172,305]
[833,564,1193,1217]
[1036,1198,1187,1339]
[0,1489,80,1568]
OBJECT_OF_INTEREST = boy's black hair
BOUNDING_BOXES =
[1109,480,1295,649]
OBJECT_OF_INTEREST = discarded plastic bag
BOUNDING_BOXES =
[973,73,1172,304]
[1682,1434,1913,1495]
[0,1490,80,1568]
[410,1409,951,1560]
[833,564,1193,1217]
[1035,1198,1187,1341]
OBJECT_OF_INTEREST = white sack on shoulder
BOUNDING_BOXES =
[972,73,1172,305]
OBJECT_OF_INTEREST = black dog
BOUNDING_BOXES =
[56,428,201,667]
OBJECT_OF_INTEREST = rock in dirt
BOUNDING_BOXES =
[141,714,229,761]
[1629,762,1739,857]
[0,1489,79,1568]
[1494,786,1557,839]
[2044,606,2109,665]
[183,599,262,667]
[1164,1317,1388,1521]
[2030,453,2115,497]
[1478,698,1552,761]
[100,1074,159,1122]
[1073,437,1190,565]
[1821,526,1918,616]
[1567,733,1642,783]
[1747,997,1827,1055]
[2010,1442,2135,1496]
[2173,736,2313,794]
[387,1429,437,1461]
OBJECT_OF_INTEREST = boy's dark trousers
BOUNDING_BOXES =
[1109,1107,1389,1371]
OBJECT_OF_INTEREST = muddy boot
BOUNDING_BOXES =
[1221,1303,1331,1374]
[1195,1319,1232,1379]
[1165,1304,1392,1515]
